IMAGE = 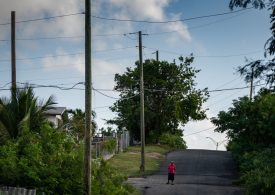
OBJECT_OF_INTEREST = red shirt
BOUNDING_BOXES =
[168,163,176,174]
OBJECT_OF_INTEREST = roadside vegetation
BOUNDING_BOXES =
[108,145,172,177]
[0,86,187,194]
[212,90,275,194]
[0,87,134,194]
[0,44,198,194]
[213,1,275,194]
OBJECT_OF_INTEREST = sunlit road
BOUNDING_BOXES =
[128,150,244,195]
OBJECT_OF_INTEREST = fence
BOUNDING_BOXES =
[92,130,130,159]
[0,187,36,195]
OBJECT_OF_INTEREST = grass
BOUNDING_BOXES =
[107,145,171,177]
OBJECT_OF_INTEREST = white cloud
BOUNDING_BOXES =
[110,0,169,21]
[42,48,85,74]
[95,0,191,42]
[0,0,84,38]
[93,58,133,89]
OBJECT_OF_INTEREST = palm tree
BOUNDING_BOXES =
[0,86,56,139]
[64,108,97,140]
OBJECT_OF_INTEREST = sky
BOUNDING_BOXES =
[0,0,271,150]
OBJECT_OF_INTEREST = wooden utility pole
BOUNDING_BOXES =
[250,66,254,101]
[84,0,92,194]
[11,11,16,89]
[152,50,159,61]
[138,31,145,173]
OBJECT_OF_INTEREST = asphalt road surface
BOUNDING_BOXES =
[128,149,244,195]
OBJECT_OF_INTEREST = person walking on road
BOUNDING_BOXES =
[167,161,176,185]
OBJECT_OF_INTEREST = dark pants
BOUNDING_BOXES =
[168,173,175,181]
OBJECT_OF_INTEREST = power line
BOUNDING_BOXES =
[0,52,84,62]
[93,46,137,53]
[144,83,266,94]
[93,88,138,100]
[0,10,251,41]
[93,105,112,109]
[0,47,136,62]
[207,88,245,108]
[185,126,216,136]
[208,83,266,92]
[0,63,85,73]
[0,12,84,26]
[147,11,250,35]
[0,36,84,42]
[0,33,132,42]
[144,47,263,58]
[92,8,252,24]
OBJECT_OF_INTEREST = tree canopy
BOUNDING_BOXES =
[230,0,275,88]
[211,89,275,153]
[63,108,97,141]
[108,56,208,143]
[0,86,55,140]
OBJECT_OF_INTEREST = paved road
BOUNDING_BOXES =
[128,149,244,195]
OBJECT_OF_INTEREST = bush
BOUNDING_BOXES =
[239,148,275,195]
[0,125,83,194]
[159,133,187,149]
[92,159,135,195]
[102,139,117,153]
[0,125,135,194]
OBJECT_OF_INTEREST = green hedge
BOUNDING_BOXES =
[159,133,187,149]
[0,125,134,194]
[239,148,275,195]
[102,139,117,153]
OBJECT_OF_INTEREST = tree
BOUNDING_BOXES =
[211,89,275,194]
[108,56,208,143]
[211,89,275,154]
[64,108,97,140]
[229,0,275,89]
[99,127,115,136]
[0,86,55,140]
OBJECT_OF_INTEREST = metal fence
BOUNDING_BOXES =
[92,130,130,159]
[0,187,36,195]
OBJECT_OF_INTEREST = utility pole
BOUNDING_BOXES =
[84,0,92,194]
[206,137,227,150]
[11,11,16,89]
[152,50,159,61]
[139,31,145,173]
[249,66,254,101]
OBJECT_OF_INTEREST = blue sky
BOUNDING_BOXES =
[0,0,271,150]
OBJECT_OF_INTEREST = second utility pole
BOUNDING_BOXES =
[138,31,145,173]
[84,0,92,194]
[11,11,16,89]
[249,65,254,101]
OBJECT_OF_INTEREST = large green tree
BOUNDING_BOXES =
[108,56,208,143]
[211,89,275,194]
[0,86,55,140]
[229,0,275,88]
[211,89,275,154]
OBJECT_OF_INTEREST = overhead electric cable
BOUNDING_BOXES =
[185,126,216,136]
[0,12,84,26]
[144,47,263,58]
[93,46,136,53]
[208,83,266,92]
[144,83,266,94]
[0,52,84,62]
[92,8,252,24]
[93,88,139,100]
[0,47,136,62]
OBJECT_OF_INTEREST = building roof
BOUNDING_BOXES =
[44,107,66,115]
